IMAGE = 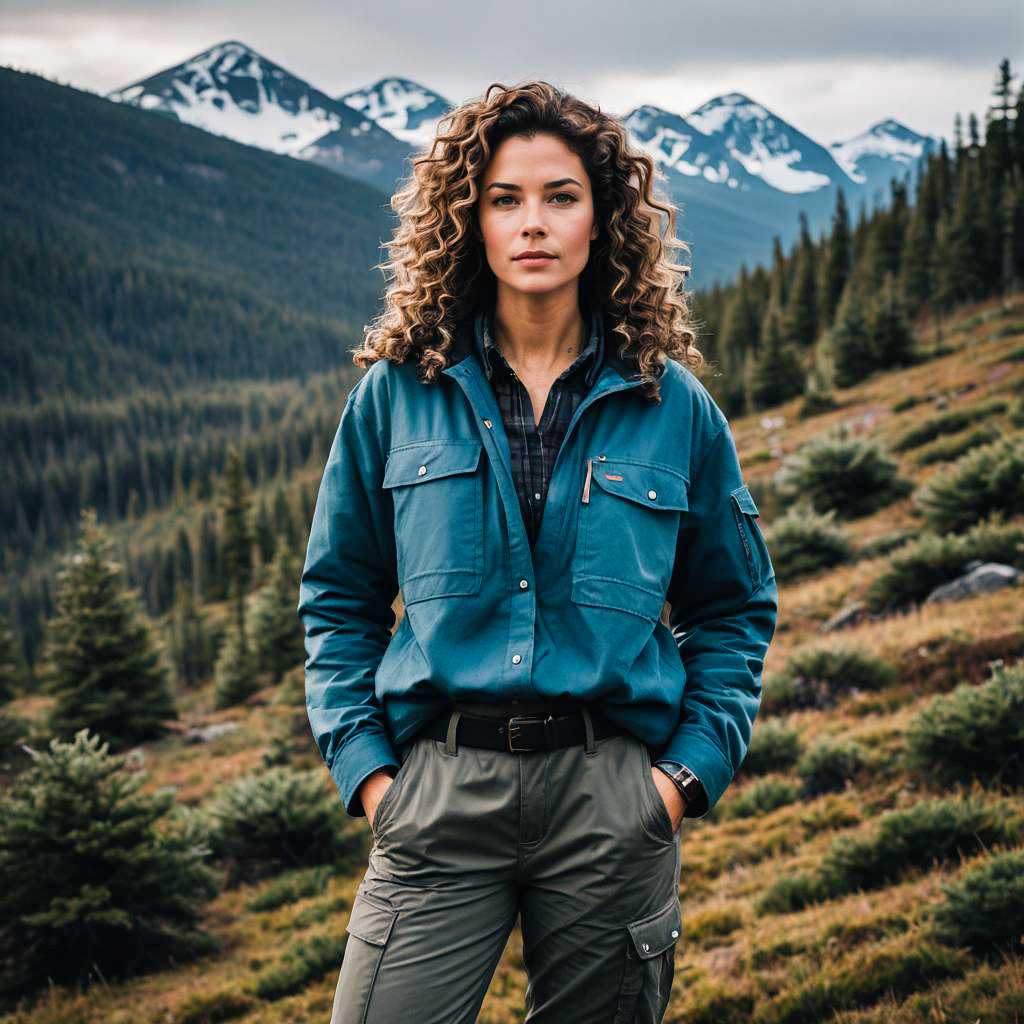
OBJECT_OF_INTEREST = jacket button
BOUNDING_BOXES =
[418,465,428,476]
[598,454,607,461]
[483,419,493,429]
[648,489,657,500]
[519,579,529,589]
[511,654,522,665]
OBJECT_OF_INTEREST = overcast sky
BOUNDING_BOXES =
[2,1,1021,144]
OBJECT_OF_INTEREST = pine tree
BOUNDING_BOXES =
[212,603,261,709]
[167,585,215,690]
[220,447,253,608]
[822,188,852,324]
[254,494,276,567]
[746,304,806,410]
[250,549,305,683]
[42,510,177,750]
[827,280,875,388]
[870,272,917,370]
[0,729,219,1001]
[0,616,19,704]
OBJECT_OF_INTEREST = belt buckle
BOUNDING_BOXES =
[507,713,554,753]
[507,715,538,753]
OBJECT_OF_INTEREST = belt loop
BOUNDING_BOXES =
[445,709,462,756]
[581,706,596,755]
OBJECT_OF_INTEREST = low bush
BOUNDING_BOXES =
[864,516,1024,613]
[765,647,897,713]
[723,776,796,819]
[818,795,1020,898]
[761,502,852,582]
[891,399,1009,452]
[742,720,803,776]
[246,864,336,913]
[249,932,347,1001]
[913,435,1024,534]
[203,765,367,887]
[776,430,913,520]
[797,739,864,798]
[930,847,1024,958]
[905,659,1024,788]
[914,423,1003,466]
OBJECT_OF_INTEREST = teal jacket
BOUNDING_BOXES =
[298,308,778,820]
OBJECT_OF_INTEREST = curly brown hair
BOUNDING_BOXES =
[353,79,702,403]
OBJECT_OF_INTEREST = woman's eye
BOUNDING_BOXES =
[491,193,577,206]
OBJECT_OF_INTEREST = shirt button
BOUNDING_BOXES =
[511,654,522,665]
[483,419,493,429]
[598,454,607,461]
[418,465,428,476]
[519,579,529,589]
[648,489,657,500]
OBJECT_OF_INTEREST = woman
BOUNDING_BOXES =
[298,80,778,1024]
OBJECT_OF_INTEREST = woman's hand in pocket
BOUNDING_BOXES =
[651,767,686,834]
[360,767,397,832]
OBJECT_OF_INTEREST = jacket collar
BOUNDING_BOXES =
[444,300,661,385]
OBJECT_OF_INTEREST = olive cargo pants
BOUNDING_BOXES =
[329,705,683,1023]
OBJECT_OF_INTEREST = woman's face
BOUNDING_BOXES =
[476,132,599,301]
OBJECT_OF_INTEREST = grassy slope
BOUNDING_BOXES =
[3,295,1024,1024]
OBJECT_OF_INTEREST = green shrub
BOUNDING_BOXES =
[246,864,336,913]
[865,516,1024,612]
[797,388,839,419]
[752,935,967,1024]
[724,776,796,819]
[202,765,366,886]
[754,873,827,915]
[797,739,863,798]
[818,795,1020,898]
[175,989,256,1024]
[930,847,1024,958]
[742,721,803,776]
[249,932,347,1001]
[766,646,897,712]
[913,435,1024,533]
[905,659,1024,788]
[854,528,919,561]
[892,399,1009,452]
[892,394,923,413]
[914,424,1003,466]
[776,428,913,520]
[0,730,220,1006]
[761,502,852,582]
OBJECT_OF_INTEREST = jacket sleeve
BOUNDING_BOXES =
[297,390,401,819]
[662,419,778,818]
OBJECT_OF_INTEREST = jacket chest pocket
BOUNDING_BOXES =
[573,455,689,623]
[382,439,484,605]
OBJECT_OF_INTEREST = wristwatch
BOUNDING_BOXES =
[654,760,706,816]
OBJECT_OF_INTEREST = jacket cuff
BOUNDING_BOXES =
[328,730,400,818]
[657,734,732,819]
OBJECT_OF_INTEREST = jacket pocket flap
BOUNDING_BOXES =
[383,440,483,488]
[627,897,682,960]
[730,484,759,516]
[590,457,688,511]
[346,891,398,947]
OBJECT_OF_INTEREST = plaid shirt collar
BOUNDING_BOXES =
[472,298,605,390]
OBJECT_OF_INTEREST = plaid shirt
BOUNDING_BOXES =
[472,298,604,552]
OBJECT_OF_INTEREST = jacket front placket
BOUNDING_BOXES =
[442,355,646,689]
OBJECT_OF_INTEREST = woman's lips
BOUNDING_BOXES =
[515,256,556,265]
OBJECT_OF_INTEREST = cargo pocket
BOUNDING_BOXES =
[729,484,773,588]
[335,890,398,1023]
[614,897,682,1023]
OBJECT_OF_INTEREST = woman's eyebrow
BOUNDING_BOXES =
[485,178,583,191]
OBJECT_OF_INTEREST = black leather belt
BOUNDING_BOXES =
[419,705,625,753]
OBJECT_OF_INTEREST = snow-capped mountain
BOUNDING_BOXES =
[339,77,452,151]
[830,118,938,198]
[104,42,941,286]
[625,93,843,195]
[106,41,410,192]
